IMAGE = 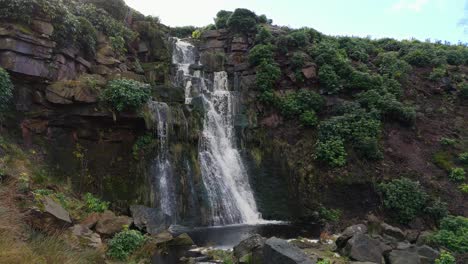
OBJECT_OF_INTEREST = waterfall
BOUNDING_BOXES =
[172,38,261,225]
[199,72,261,225]
[148,101,177,220]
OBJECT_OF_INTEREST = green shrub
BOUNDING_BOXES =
[110,36,126,55]
[255,61,281,91]
[192,29,201,39]
[84,193,109,213]
[107,228,146,261]
[319,206,342,223]
[318,64,341,94]
[255,25,273,44]
[429,66,447,81]
[379,178,428,224]
[76,17,98,57]
[169,26,197,38]
[279,89,324,117]
[227,8,258,33]
[315,138,347,167]
[348,70,382,91]
[276,34,294,54]
[425,198,448,223]
[132,133,156,159]
[446,49,465,66]
[435,251,456,264]
[310,40,352,78]
[375,52,412,80]
[403,48,435,67]
[101,79,151,112]
[459,184,468,193]
[214,10,232,29]
[0,0,35,24]
[84,0,128,21]
[317,260,332,264]
[0,68,13,120]
[288,30,309,47]
[431,215,468,253]
[300,110,318,127]
[338,37,375,62]
[291,52,307,70]
[449,168,466,182]
[440,137,457,146]
[249,44,275,66]
[459,152,468,164]
[459,83,468,99]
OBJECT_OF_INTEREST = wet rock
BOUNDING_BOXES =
[415,231,433,246]
[130,205,171,234]
[336,224,368,248]
[234,234,266,261]
[152,230,174,245]
[342,233,391,264]
[0,51,52,79]
[168,233,194,246]
[95,211,133,236]
[69,224,102,248]
[263,237,315,264]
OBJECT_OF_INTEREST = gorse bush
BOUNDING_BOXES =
[0,68,13,120]
[375,52,412,80]
[318,64,341,94]
[379,178,428,224]
[315,137,347,167]
[255,61,281,91]
[84,193,109,213]
[227,8,258,33]
[435,251,456,264]
[107,228,147,261]
[449,168,466,182]
[431,215,468,253]
[101,79,151,112]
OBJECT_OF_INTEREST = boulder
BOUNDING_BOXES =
[302,65,317,79]
[80,213,101,229]
[381,223,405,241]
[69,224,102,248]
[386,245,438,264]
[26,197,72,233]
[152,231,174,245]
[95,211,133,236]
[168,233,194,246]
[31,20,54,36]
[263,237,315,264]
[342,233,392,264]
[234,234,266,260]
[130,205,171,234]
[336,224,368,248]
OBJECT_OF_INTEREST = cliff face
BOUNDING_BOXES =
[1,2,467,227]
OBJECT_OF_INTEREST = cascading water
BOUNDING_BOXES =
[148,101,177,220]
[199,72,261,225]
[172,38,261,225]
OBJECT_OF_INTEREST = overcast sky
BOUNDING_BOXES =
[124,0,467,43]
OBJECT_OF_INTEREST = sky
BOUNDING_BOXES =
[124,0,467,43]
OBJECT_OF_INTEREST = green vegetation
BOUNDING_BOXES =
[440,137,457,146]
[431,215,468,253]
[460,83,468,98]
[459,152,468,164]
[101,79,151,112]
[459,184,468,194]
[214,10,232,29]
[319,206,342,223]
[315,137,347,167]
[0,67,13,121]
[429,66,447,81]
[435,251,456,264]
[379,178,428,224]
[107,227,147,261]
[132,133,157,159]
[84,192,109,213]
[227,8,258,33]
[318,64,341,94]
[449,168,466,182]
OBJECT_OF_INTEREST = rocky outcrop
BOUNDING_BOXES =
[342,233,391,263]
[68,224,103,249]
[263,237,315,264]
[26,197,72,233]
[130,205,171,234]
[234,234,266,263]
[95,211,133,236]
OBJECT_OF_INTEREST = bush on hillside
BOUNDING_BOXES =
[227,8,258,33]
[169,26,197,38]
[288,30,309,47]
[279,89,324,118]
[435,251,456,264]
[459,82,468,99]
[300,110,319,127]
[0,68,13,120]
[318,64,341,94]
[449,168,466,182]
[430,215,468,253]
[249,44,275,66]
[101,79,151,112]
[84,193,109,213]
[315,138,347,167]
[84,0,128,21]
[379,178,428,224]
[107,228,147,261]
[375,52,412,80]
[255,61,281,91]
[255,25,273,44]
[214,10,232,29]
